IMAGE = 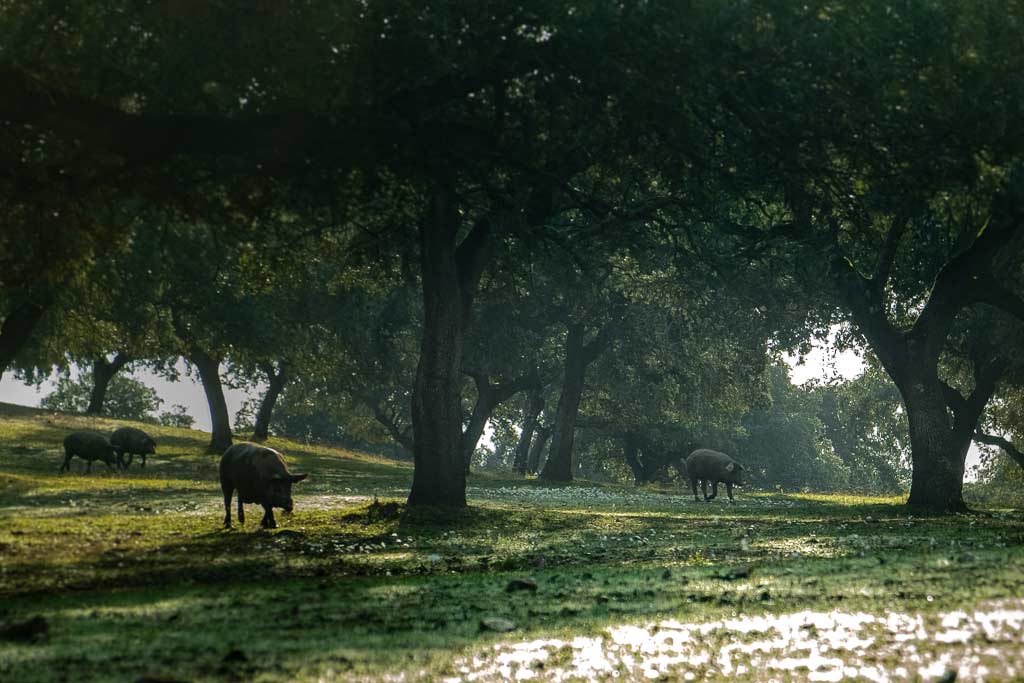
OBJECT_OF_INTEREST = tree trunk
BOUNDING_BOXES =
[903,385,970,512]
[527,425,552,474]
[462,383,497,475]
[463,370,539,474]
[191,351,233,453]
[252,361,288,442]
[86,352,131,415]
[0,298,50,378]
[513,389,545,474]
[622,432,647,485]
[406,182,523,507]
[408,186,470,508]
[541,325,588,482]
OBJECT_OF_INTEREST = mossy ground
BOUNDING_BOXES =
[1,403,1022,682]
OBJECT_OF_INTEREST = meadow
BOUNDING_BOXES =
[1,404,1023,683]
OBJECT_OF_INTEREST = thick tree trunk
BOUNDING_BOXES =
[513,389,545,474]
[86,352,131,415]
[527,425,552,474]
[191,351,233,453]
[895,372,969,512]
[406,181,525,506]
[408,187,469,508]
[541,325,587,482]
[252,361,288,442]
[0,298,50,378]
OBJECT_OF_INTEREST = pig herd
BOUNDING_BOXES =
[60,429,309,529]
[59,426,745,529]
[61,427,156,473]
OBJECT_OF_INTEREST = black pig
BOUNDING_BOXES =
[219,442,308,529]
[61,432,120,474]
[110,427,157,468]
[685,448,745,502]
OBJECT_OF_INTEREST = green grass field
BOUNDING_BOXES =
[1,403,1023,682]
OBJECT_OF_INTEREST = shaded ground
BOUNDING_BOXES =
[1,405,1023,682]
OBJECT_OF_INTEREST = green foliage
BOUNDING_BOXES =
[39,371,162,422]
[738,365,848,492]
[157,404,195,429]
[4,0,1023,510]
[814,364,911,493]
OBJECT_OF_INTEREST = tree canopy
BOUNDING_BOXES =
[3,0,1023,512]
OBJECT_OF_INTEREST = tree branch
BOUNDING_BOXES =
[939,380,968,414]
[973,277,1024,324]
[912,171,1024,356]
[872,210,911,293]
[974,431,1024,470]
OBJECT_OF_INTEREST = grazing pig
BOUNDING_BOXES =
[685,448,744,502]
[110,427,157,468]
[219,442,308,529]
[60,432,120,474]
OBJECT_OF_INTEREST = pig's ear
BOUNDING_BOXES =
[725,463,735,473]
[290,473,309,483]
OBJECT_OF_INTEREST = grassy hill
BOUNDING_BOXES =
[2,403,1023,682]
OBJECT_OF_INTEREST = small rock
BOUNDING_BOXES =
[933,670,957,683]
[480,617,517,633]
[661,569,672,580]
[222,648,248,664]
[274,529,304,538]
[0,616,48,642]
[596,594,610,604]
[505,578,538,593]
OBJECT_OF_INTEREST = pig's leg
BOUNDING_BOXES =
[261,505,276,529]
[701,479,710,501]
[708,480,718,501]
[726,482,734,502]
[222,481,234,528]
[690,476,701,501]
[237,496,245,526]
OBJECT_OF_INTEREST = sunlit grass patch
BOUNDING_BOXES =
[448,600,1024,683]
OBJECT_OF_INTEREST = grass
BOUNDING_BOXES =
[1,402,1023,682]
